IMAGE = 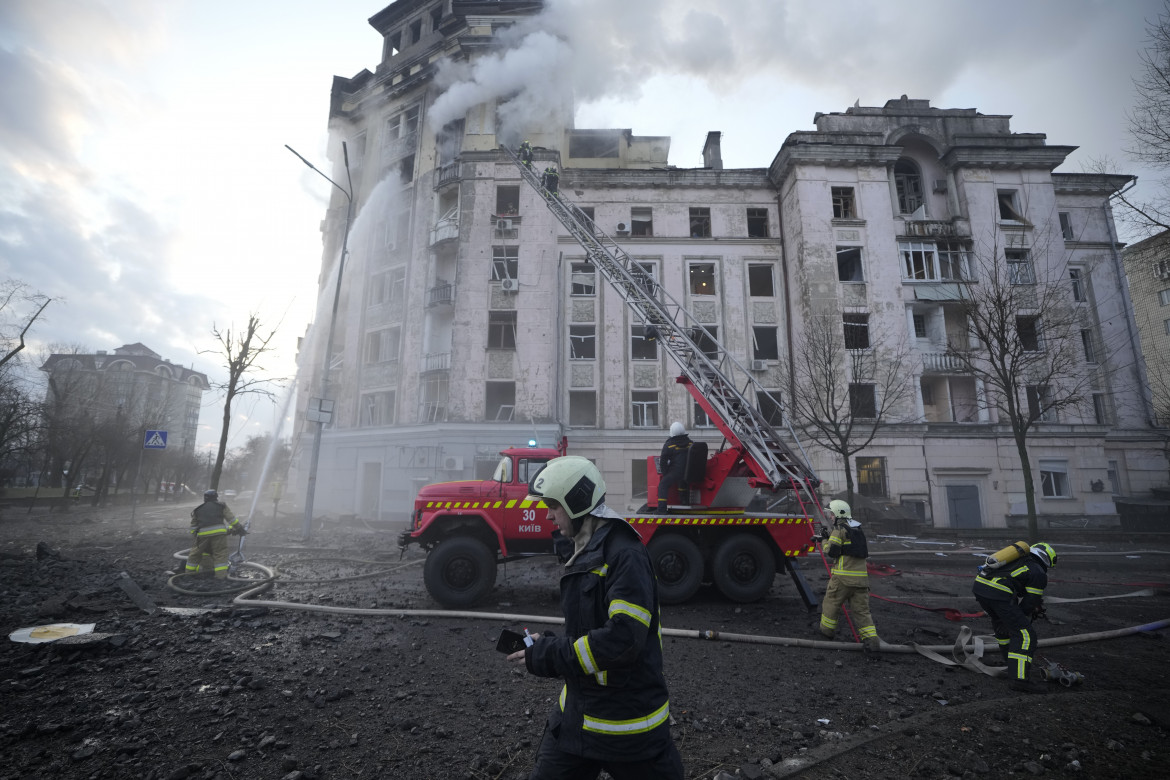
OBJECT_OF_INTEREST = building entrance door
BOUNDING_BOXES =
[946,484,981,528]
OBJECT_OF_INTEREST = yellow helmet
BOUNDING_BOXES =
[527,456,605,520]
[828,499,852,519]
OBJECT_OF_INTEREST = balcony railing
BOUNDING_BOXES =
[435,161,461,188]
[921,351,967,373]
[426,282,454,307]
[422,352,451,372]
[429,218,459,246]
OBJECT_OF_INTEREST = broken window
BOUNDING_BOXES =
[430,5,442,30]
[1017,316,1041,352]
[998,190,1026,222]
[689,207,712,237]
[388,267,406,308]
[1006,249,1035,284]
[364,326,401,364]
[496,186,520,216]
[849,383,877,418]
[1040,460,1070,497]
[856,457,888,498]
[1027,384,1054,422]
[368,270,391,307]
[571,262,595,296]
[752,326,779,360]
[843,313,871,350]
[569,391,597,426]
[421,373,448,422]
[631,391,660,428]
[748,264,775,296]
[491,246,518,280]
[899,240,969,281]
[690,326,719,360]
[1081,328,1098,363]
[360,391,396,427]
[631,325,658,360]
[837,247,864,282]
[937,241,970,280]
[747,207,769,238]
[399,155,415,184]
[410,19,423,43]
[631,207,653,237]
[894,159,924,214]
[488,311,517,349]
[569,325,596,360]
[1093,393,1110,425]
[569,131,620,158]
[757,389,784,426]
[579,206,595,222]
[1059,212,1074,240]
[693,400,714,428]
[689,262,716,295]
[486,382,516,422]
[832,187,856,219]
[387,31,401,58]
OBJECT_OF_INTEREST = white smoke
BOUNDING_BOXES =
[427,0,1128,143]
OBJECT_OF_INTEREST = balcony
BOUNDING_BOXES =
[900,217,970,239]
[422,352,451,373]
[429,217,459,247]
[435,161,461,188]
[426,282,454,307]
[921,351,967,373]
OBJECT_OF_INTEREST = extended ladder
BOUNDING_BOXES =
[503,147,823,508]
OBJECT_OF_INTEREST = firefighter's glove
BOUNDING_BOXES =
[1031,606,1047,621]
[819,526,831,541]
[231,525,247,537]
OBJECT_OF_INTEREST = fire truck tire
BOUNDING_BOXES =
[646,534,704,604]
[711,533,775,602]
[423,536,498,608]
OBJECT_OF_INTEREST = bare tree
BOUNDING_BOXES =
[944,235,1096,541]
[786,310,917,503]
[202,315,280,490]
[0,281,50,370]
[1112,3,1170,236]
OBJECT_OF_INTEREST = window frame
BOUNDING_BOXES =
[360,390,397,427]
[631,325,659,361]
[630,206,653,237]
[486,381,516,422]
[1039,459,1071,498]
[689,207,712,238]
[746,207,769,238]
[488,310,517,350]
[894,159,924,214]
[1026,384,1054,422]
[569,324,597,360]
[849,383,877,419]
[997,189,1026,223]
[1017,316,1041,352]
[831,186,856,219]
[1081,328,1098,364]
[1059,211,1075,240]
[569,390,597,427]
[1006,248,1035,285]
[491,245,519,281]
[837,246,864,282]
[570,262,596,296]
[752,326,780,361]
[364,326,402,365]
[631,390,660,428]
[688,262,717,296]
[1158,289,1170,306]
[856,456,888,499]
[843,313,871,350]
[898,240,970,281]
[748,263,776,297]
[1070,268,1087,302]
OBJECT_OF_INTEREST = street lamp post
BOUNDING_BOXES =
[287,141,353,540]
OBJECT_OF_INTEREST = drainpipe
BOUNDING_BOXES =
[1106,177,1154,426]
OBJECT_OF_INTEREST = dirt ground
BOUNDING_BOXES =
[1,500,1168,780]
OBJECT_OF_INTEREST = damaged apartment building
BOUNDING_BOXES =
[289,0,1168,529]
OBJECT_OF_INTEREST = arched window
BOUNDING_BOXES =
[894,158,924,214]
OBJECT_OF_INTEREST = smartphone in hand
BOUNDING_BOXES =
[496,628,531,654]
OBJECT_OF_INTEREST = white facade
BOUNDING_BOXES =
[292,1,1168,528]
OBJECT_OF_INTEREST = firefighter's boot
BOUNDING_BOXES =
[657,500,669,514]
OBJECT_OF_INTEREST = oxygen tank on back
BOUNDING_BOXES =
[980,541,1030,572]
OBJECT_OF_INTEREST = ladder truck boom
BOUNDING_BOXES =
[503,147,822,503]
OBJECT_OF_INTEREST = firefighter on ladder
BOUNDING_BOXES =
[818,499,880,651]
[972,541,1057,693]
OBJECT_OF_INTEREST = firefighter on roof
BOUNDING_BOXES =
[186,489,245,578]
[818,499,880,651]
[973,541,1057,693]
[509,456,683,779]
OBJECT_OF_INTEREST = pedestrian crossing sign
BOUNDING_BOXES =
[144,430,168,449]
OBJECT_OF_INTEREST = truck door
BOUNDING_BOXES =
[507,456,552,541]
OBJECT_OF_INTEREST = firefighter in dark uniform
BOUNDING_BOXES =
[818,499,879,650]
[542,166,560,196]
[973,541,1056,693]
[186,489,245,578]
[519,140,534,168]
[656,422,691,514]
[509,456,683,779]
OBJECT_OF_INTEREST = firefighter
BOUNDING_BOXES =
[541,166,560,195]
[186,489,245,578]
[818,499,880,651]
[519,139,534,168]
[509,456,684,779]
[973,541,1057,693]
[656,422,692,514]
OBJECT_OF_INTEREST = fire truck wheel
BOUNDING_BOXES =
[646,534,704,604]
[423,536,498,608]
[711,533,775,603]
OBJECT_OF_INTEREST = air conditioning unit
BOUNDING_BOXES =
[500,278,520,292]
[495,219,513,231]
[616,222,629,235]
[750,359,768,371]
[932,179,948,193]
[443,455,464,471]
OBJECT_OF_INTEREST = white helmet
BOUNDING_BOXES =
[828,499,852,519]
[670,421,686,437]
[527,456,606,521]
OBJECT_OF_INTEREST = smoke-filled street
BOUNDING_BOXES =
[0,501,1168,779]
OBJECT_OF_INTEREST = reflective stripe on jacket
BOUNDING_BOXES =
[972,558,1047,615]
[826,525,868,581]
[190,500,239,536]
[526,519,673,762]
